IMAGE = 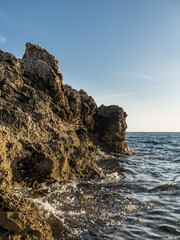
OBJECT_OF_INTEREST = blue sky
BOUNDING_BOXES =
[0,0,180,131]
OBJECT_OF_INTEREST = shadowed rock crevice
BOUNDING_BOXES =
[11,150,54,184]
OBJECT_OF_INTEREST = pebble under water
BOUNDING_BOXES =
[15,132,180,239]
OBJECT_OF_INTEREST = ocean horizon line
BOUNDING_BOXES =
[127,131,180,133]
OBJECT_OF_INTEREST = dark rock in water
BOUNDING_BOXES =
[0,43,130,238]
[95,105,131,154]
[149,182,177,192]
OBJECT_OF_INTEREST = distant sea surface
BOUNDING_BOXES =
[16,132,180,239]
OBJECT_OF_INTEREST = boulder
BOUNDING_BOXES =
[94,105,131,154]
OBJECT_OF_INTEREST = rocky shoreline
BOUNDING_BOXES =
[0,43,130,239]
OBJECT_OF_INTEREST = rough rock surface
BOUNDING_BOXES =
[0,188,53,240]
[0,43,100,186]
[0,43,130,239]
[94,105,131,154]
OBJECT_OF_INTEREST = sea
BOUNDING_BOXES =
[15,132,180,240]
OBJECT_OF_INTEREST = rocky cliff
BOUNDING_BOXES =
[0,43,130,239]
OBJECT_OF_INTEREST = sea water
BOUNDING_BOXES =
[15,132,180,239]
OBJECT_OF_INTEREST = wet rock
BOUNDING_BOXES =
[0,188,53,240]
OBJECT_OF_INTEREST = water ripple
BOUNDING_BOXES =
[14,132,180,239]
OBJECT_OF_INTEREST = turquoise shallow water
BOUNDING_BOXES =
[15,132,180,239]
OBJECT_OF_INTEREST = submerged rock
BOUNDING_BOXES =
[0,43,130,238]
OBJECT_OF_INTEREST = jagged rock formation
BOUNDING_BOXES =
[94,105,131,154]
[0,43,130,239]
[0,43,100,186]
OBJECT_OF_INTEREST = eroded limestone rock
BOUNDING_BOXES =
[0,43,130,239]
[0,188,53,240]
[0,43,131,184]
[0,43,100,186]
[95,105,131,154]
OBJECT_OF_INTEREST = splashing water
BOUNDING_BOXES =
[15,132,180,239]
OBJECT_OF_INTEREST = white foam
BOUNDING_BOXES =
[106,172,120,181]
[124,204,138,212]
[67,210,86,216]
[32,198,64,220]
[96,150,116,159]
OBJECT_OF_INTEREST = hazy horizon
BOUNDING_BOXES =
[126,131,180,133]
[0,0,180,132]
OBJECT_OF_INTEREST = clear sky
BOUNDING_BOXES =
[0,0,180,131]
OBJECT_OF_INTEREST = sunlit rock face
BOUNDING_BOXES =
[0,43,130,186]
[0,188,53,240]
[0,43,100,186]
[0,43,130,239]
